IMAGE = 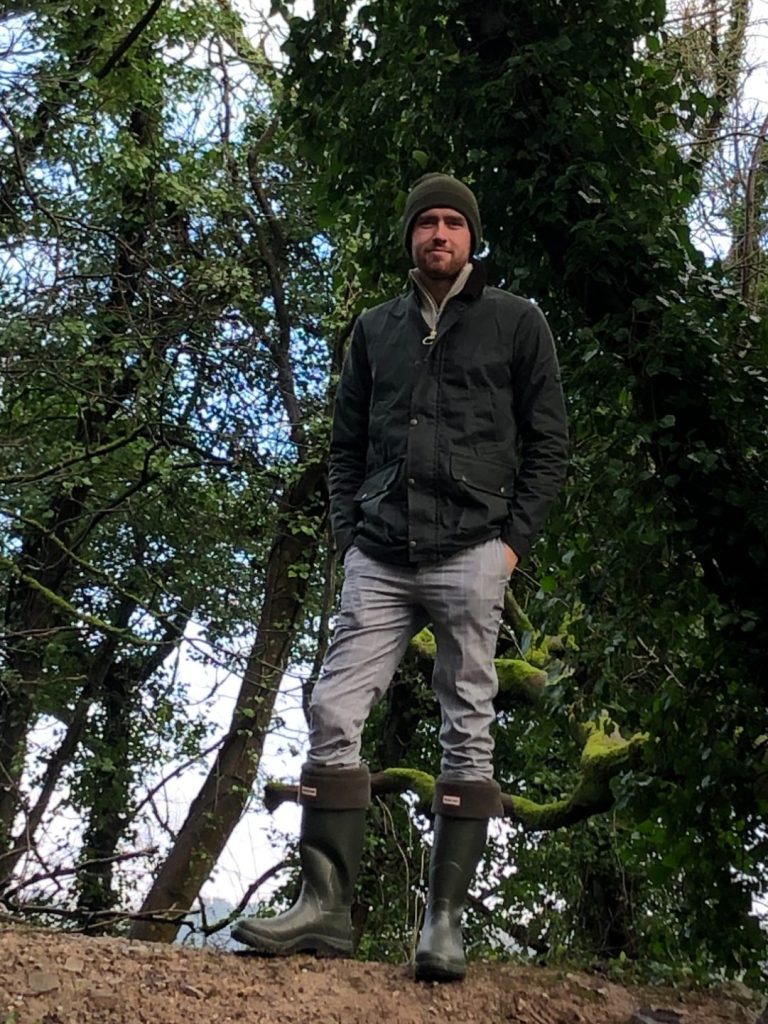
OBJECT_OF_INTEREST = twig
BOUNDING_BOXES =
[132,737,225,816]
[4,902,189,927]
[3,847,158,902]
[199,859,289,936]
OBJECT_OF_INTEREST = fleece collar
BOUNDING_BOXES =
[410,262,474,331]
[409,257,486,305]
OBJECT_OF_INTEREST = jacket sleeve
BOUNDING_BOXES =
[501,304,569,561]
[328,318,371,559]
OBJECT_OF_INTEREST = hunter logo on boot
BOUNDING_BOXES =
[300,785,317,798]
[442,794,461,807]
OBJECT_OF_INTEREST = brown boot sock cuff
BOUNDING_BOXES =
[432,778,504,819]
[299,763,371,809]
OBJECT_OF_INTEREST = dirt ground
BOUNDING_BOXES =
[0,926,764,1024]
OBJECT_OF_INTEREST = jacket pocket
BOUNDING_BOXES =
[450,453,515,530]
[354,458,401,505]
[450,452,515,500]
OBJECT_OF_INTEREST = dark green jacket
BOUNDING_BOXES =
[329,262,568,566]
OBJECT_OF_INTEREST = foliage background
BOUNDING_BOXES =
[1,0,767,987]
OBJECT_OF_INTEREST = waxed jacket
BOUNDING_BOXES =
[329,261,568,566]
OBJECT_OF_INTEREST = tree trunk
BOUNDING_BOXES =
[1,499,84,846]
[0,86,158,849]
[73,601,191,926]
[0,602,135,890]
[75,665,134,927]
[130,460,327,942]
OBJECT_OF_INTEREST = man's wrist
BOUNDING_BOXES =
[500,523,529,563]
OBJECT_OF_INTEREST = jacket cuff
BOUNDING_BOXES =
[500,522,530,562]
[334,529,355,563]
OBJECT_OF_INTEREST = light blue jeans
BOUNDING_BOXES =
[307,538,509,780]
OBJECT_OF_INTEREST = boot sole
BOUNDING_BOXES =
[414,955,466,983]
[231,923,353,959]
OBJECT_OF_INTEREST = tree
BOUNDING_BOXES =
[0,0,338,936]
[268,0,768,977]
[3,0,767,980]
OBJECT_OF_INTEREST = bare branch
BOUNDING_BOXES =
[95,0,166,81]
[199,859,289,936]
[2,847,158,902]
[243,150,305,448]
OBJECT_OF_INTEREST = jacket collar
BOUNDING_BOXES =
[409,262,474,326]
[462,258,487,298]
[407,260,487,343]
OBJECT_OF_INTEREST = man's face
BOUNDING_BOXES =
[411,207,472,280]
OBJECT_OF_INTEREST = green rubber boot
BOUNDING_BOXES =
[232,805,366,957]
[232,764,369,957]
[414,815,489,982]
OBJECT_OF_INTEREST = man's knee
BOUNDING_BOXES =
[308,689,366,759]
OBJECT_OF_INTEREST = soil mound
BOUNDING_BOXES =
[0,927,760,1023]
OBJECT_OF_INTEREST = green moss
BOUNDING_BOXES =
[410,627,436,660]
[580,718,649,779]
[508,793,572,830]
[496,658,547,703]
[527,643,550,668]
[381,767,435,805]
[503,589,534,633]
[506,776,614,830]
[504,719,648,831]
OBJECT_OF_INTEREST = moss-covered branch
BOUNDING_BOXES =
[504,589,533,633]
[410,627,436,661]
[262,719,648,831]
[411,615,569,709]
[411,628,553,707]
[496,657,547,704]
[504,716,648,830]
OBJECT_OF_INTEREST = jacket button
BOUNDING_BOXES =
[409,417,418,426]
[360,492,368,499]
[408,477,415,485]
[461,474,467,482]
[409,540,416,547]
[499,486,505,494]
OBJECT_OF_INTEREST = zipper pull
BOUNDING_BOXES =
[421,329,437,346]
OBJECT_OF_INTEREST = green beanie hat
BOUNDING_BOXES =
[402,173,482,255]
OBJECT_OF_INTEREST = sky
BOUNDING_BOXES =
[747,0,768,102]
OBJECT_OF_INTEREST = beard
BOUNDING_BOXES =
[417,248,462,280]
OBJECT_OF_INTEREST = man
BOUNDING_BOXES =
[233,173,568,981]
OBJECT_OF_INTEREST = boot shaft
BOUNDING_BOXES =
[299,806,366,909]
[425,815,488,909]
[231,764,369,956]
[415,814,489,982]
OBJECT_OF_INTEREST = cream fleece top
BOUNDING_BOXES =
[409,262,474,343]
